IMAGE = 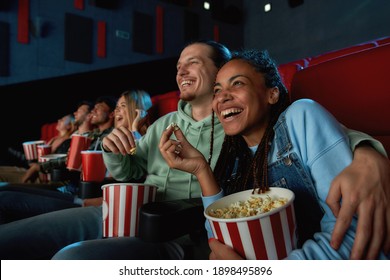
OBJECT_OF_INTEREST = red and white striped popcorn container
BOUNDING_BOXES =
[37,144,53,182]
[102,183,158,238]
[37,144,52,158]
[22,140,45,161]
[204,187,297,260]
[38,153,67,183]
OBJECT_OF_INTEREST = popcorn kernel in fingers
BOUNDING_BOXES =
[166,122,179,131]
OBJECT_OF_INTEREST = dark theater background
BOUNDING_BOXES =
[0,0,389,165]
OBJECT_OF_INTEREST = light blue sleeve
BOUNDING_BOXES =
[345,127,387,157]
[201,190,224,239]
[284,99,358,259]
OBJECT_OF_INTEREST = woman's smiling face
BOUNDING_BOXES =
[212,59,278,146]
[114,95,129,128]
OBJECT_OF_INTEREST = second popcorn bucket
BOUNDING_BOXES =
[102,183,158,238]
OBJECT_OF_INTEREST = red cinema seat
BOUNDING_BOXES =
[290,43,390,154]
[308,42,377,67]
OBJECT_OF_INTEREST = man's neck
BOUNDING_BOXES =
[78,123,93,134]
[98,122,112,133]
[190,97,213,121]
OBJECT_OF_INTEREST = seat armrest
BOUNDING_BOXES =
[51,168,80,183]
[138,198,205,243]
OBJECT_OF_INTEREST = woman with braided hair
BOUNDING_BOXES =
[159,49,389,259]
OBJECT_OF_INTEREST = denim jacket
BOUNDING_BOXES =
[203,99,389,259]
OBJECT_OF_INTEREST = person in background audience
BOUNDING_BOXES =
[21,101,94,183]
[0,113,75,184]
[45,114,76,154]
[0,97,116,224]
[73,100,96,137]
[83,89,152,207]
[21,96,116,182]
[115,89,152,139]
[0,91,152,223]
[0,41,388,260]
[159,49,389,259]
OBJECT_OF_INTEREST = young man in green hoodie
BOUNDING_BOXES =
[0,41,389,260]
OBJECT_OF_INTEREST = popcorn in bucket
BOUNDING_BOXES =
[204,187,297,260]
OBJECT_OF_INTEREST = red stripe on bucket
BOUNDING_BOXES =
[270,211,287,259]
[123,185,133,236]
[113,185,121,237]
[247,218,267,259]
[227,222,246,259]
[212,221,224,244]
[286,204,296,248]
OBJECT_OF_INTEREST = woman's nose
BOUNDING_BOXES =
[216,89,231,102]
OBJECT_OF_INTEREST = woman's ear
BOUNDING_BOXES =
[269,87,280,105]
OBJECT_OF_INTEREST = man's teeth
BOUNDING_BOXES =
[181,80,193,87]
[221,108,243,118]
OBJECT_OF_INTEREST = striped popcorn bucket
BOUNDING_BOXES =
[102,183,158,238]
[37,144,52,158]
[37,144,53,182]
[204,187,297,260]
[22,140,45,161]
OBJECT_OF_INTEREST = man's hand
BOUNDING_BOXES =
[83,197,103,207]
[102,126,137,155]
[327,145,390,259]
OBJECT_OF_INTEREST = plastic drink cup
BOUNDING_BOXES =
[81,150,106,182]
[66,134,91,171]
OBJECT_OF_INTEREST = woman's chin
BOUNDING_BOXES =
[222,125,243,136]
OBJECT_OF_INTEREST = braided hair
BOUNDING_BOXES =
[212,49,291,195]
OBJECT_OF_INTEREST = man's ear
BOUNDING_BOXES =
[269,87,280,104]
[109,110,115,120]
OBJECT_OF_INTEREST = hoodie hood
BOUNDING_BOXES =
[176,99,217,129]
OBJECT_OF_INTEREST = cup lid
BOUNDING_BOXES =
[81,150,103,154]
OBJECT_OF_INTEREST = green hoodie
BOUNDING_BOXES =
[102,100,225,201]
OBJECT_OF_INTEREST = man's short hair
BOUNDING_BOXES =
[95,96,117,112]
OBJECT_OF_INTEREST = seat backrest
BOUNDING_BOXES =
[277,63,303,94]
[41,122,58,143]
[308,42,377,67]
[290,43,390,154]
[376,36,390,46]
[148,90,180,123]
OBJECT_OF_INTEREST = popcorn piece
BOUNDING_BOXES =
[166,122,180,131]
